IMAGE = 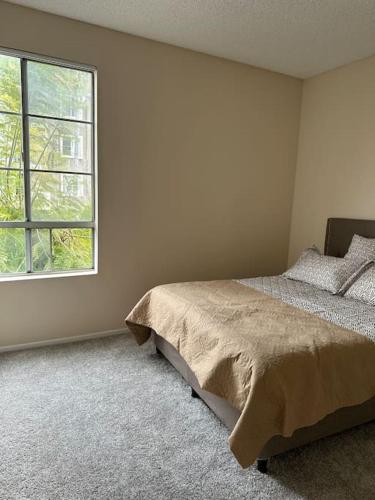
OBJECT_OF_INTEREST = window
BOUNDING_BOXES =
[60,135,83,159]
[0,49,97,278]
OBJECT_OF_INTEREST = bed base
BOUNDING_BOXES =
[191,387,200,399]
[155,332,375,472]
[256,459,268,473]
[186,383,268,472]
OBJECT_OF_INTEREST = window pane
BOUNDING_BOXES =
[0,113,23,169]
[30,172,92,221]
[0,170,24,221]
[31,228,51,271]
[28,62,92,121]
[0,54,21,113]
[29,116,92,173]
[32,228,93,271]
[0,228,26,273]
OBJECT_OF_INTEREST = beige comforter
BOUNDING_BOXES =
[126,280,375,468]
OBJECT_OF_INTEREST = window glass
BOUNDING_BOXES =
[0,228,26,273]
[28,61,92,121]
[0,52,96,277]
[0,169,24,221]
[32,228,93,272]
[0,114,23,169]
[30,172,92,222]
[29,117,91,173]
[0,54,21,113]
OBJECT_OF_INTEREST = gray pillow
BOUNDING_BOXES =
[345,265,375,305]
[345,234,375,262]
[284,246,370,294]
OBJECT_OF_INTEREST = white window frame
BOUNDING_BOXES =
[0,47,98,281]
[60,135,83,159]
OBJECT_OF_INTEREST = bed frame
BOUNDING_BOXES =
[154,218,375,473]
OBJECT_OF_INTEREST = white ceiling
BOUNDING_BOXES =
[6,0,375,78]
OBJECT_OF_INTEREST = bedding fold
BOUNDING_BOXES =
[126,280,375,468]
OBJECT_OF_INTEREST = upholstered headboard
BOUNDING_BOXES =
[324,218,375,257]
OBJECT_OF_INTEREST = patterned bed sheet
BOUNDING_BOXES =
[238,276,375,341]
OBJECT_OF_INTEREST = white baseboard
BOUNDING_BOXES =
[0,328,129,353]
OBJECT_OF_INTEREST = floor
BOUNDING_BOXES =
[0,333,374,499]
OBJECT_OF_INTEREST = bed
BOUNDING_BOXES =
[126,218,375,473]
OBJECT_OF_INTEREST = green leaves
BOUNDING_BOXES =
[32,228,93,272]
[0,54,21,113]
[0,229,26,273]
[0,170,24,221]
[0,114,23,170]
[28,61,92,121]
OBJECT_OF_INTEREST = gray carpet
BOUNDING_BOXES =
[1,334,374,500]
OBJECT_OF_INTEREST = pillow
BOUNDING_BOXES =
[283,246,370,294]
[345,234,375,262]
[345,265,375,305]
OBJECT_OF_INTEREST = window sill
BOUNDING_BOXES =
[0,269,97,283]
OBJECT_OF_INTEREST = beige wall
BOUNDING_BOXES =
[0,2,302,347]
[289,55,375,264]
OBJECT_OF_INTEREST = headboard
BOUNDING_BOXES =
[325,218,375,257]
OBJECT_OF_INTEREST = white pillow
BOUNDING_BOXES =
[345,234,375,262]
[345,265,375,305]
[284,246,370,294]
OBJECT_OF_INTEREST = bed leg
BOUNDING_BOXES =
[191,387,201,399]
[256,459,268,474]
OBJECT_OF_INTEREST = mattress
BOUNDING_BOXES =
[239,276,375,341]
